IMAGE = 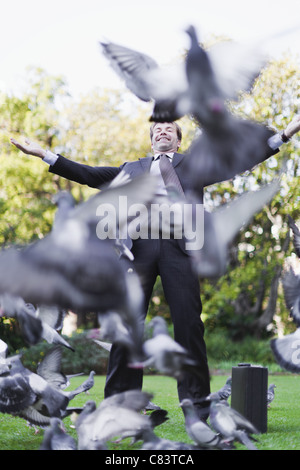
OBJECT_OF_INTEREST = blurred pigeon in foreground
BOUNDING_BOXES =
[267,384,276,407]
[0,176,157,362]
[98,389,153,413]
[129,316,202,380]
[288,216,300,258]
[281,266,300,326]
[0,175,156,315]
[113,407,168,445]
[75,391,153,450]
[0,355,36,414]
[0,294,73,350]
[214,377,232,403]
[100,39,187,122]
[0,338,7,357]
[40,417,77,450]
[35,304,67,334]
[208,393,259,450]
[0,294,43,346]
[92,338,112,352]
[27,303,74,350]
[0,338,9,374]
[185,177,281,278]
[96,309,139,352]
[181,25,275,190]
[100,26,266,123]
[183,25,265,124]
[271,328,300,373]
[180,398,232,449]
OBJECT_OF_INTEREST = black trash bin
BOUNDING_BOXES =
[231,363,268,433]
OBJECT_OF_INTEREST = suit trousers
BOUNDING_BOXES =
[104,237,211,413]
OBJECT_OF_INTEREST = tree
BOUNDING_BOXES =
[0,68,71,244]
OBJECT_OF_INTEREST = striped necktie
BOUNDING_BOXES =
[159,154,184,196]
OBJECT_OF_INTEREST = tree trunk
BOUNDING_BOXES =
[253,231,291,337]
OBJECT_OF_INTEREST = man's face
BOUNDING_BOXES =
[151,122,181,154]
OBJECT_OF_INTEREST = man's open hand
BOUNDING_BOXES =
[10,137,46,159]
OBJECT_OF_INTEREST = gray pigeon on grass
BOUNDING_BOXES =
[208,393,259,450]
[180,398,232,449]
[40,417,77,450]
[267,384,276,407]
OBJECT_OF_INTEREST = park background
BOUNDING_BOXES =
[0,0,299,375]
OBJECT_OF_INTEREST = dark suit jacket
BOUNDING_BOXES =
[49,146,278,202]
[50,152,190,189]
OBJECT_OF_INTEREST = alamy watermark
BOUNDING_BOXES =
[95,196,204,251]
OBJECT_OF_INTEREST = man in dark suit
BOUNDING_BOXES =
[11,116,300,418]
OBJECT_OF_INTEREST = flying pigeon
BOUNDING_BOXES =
[0,357,37,414]
[288,216,300,258]
[0,175,157,357]
[0,294,43,346]
[0,294,73,350]
[51,190,76,231]
[35,304,66,334]
[180,25,276,191]
[75,391,153,450]
[281,266,300,326]
[100,39,187,123]
[214,377,232,403]
[40,417,77,450]
[129,316,202,380]
[271,328,300,373]
[0,348,95,427]
[0,339,21,376]
[0,338,9,375]
[96,311,135,350]
[100,26,266,123]
[208,393,260,450]
[185,177,281,278]
[36,346,86,390]
[179,398,232,449]
[267,384,276,407]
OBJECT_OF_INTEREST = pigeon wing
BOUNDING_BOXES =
[288,216,300,258]
[271,328,300,372]
[100,41,159,101]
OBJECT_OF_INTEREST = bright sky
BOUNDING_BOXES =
[1,0,300,97]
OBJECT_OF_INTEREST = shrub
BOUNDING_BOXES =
[20,331,109,375]
[205,328,275,365]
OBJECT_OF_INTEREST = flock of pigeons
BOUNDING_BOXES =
[0,24,297,450]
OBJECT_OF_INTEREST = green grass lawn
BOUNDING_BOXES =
[0,373,300,451]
